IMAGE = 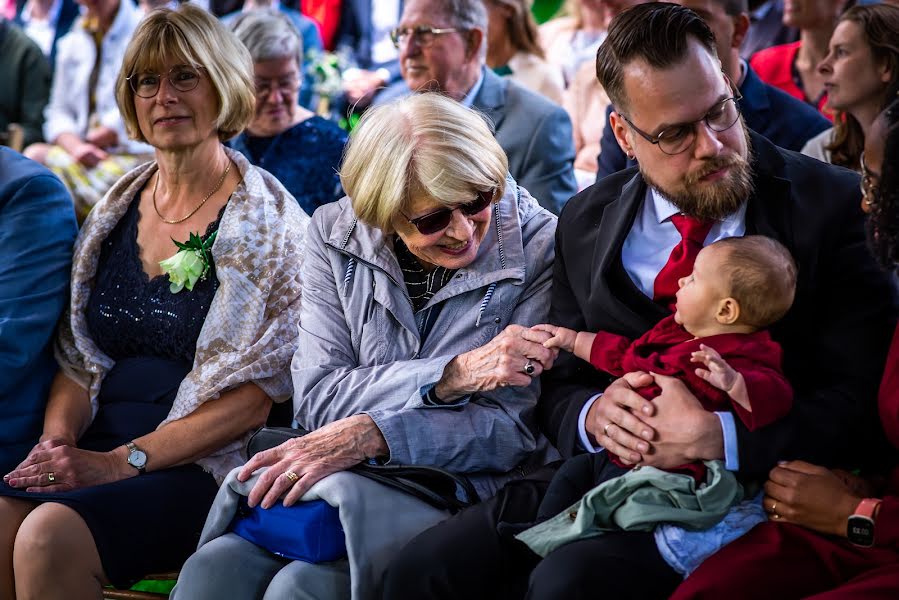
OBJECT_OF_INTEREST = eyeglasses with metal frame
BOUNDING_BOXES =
[402,189,496,235]
[621,93,744,155]
[127,65,204,99]
[390,25,459,49]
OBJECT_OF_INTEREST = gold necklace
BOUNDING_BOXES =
[153,161,232,225]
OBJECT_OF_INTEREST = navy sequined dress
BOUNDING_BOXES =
[229,115,347,216]
[0,197,224,587]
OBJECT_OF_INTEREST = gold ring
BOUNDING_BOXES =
[773,512,781,520]
[47,472,56,483]
[770,501,777,513]
[283,471,299,483]
[603,423,613,437]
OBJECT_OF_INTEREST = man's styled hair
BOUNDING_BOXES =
[712,236,797,328]
[595,2,719,112]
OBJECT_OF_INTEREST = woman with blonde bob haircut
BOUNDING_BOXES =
[172,91,561,600]
[0,5,308,599]
[116,4,256,144]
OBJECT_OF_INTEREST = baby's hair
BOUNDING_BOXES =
[711,236,797,328]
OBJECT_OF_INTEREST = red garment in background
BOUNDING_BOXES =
[750,41,832,120]
[589,315,793,481]
[302,0,342,50]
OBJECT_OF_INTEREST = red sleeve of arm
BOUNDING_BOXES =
[734,363,794,430]
[588,332,632,377]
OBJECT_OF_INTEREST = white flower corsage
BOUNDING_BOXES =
[159,231,217,293]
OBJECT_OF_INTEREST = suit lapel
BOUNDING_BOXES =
[744,132,794,246]
[473,69,508,133]
[589,172,668,335]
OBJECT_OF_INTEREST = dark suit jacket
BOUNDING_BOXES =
[335,0,401,83]
[14,0,79,71]
[540,131,895,478]
[595,65,830,181]
[741,0,798,60]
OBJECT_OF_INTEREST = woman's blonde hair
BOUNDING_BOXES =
[116,4,255,143]
[340,93,508,232]
[493,0,546,59]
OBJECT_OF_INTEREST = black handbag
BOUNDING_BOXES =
[246,427,481,514]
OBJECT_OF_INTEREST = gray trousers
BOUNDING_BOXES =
[170,533,351,600]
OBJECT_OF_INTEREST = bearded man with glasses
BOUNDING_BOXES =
[374,0,577,216]
[383,4,894,599]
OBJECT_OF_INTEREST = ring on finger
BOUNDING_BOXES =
[283,470,300,484]
[47,472,56,483]
[524,360,535,376]
[603,422,614,437]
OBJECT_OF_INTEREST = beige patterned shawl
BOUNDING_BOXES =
[55,147,308,482]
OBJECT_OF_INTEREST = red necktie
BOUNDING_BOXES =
[653,214,713,310]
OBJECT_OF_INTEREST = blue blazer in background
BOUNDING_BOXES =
[595,64,831,181]
[0,148,76,473]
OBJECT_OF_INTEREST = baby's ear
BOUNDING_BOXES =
[716,297,740,325]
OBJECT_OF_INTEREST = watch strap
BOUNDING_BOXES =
[854,498,882,519]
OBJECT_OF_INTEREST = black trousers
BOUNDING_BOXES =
[382,454,682,600]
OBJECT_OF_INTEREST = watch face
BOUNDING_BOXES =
[128,449,148,469]
[847,516,875,547]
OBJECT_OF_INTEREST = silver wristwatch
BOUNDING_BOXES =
[125,441,147,474]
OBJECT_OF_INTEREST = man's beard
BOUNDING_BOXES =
[641,123,755,221]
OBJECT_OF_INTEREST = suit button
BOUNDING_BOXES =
[494,317,501,324]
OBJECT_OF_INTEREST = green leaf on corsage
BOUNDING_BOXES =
[159,230,218,294]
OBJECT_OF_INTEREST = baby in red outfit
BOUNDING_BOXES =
[534,235,798,481]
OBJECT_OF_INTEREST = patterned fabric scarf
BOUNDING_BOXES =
[55,148,309,482]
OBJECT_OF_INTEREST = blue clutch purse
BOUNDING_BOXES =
[229,497,347,563]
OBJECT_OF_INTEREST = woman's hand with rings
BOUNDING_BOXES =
[434,325,558,400]
[3,445,125,492]
[239,414,389,509]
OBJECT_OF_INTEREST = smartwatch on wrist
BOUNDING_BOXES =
[125,441,147,475]
[847,498,881,547]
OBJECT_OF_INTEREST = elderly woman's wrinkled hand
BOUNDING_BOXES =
[238,414,389,509]
[3,445,130,492]
[434,324,558,400]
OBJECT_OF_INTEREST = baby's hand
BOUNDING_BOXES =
[531,324,577,353]
[691,344,738,392]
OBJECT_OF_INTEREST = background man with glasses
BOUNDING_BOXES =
[375,0,577,215]
[383,4,894,598]
[595,0,830,180]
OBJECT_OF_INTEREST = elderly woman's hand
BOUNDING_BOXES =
[763,460,864,537]
[238,414,389,509]
[434,324,558,401]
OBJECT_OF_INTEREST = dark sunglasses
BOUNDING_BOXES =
[403,189,495,235]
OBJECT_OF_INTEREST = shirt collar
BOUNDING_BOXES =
[459,68,485,109]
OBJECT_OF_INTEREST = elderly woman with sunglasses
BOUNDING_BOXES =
[172,91,561,599]
[0,6,307,598]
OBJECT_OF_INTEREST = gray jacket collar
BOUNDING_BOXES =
[326,175,530,307]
